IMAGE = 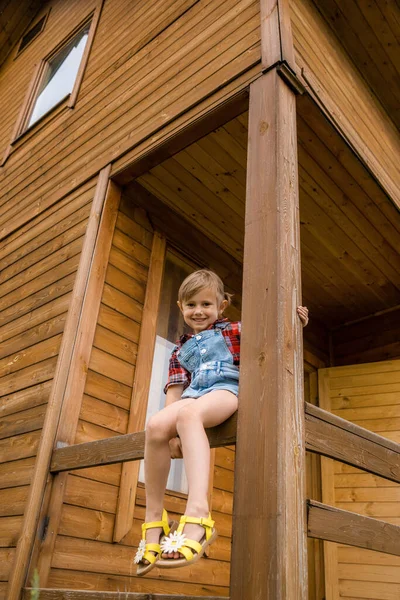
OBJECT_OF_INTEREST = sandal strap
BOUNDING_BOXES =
[141,508,171,536]
[183,538,202,553]
[143,547,159,564]
[177,544,195,561]
[178,514,215,541]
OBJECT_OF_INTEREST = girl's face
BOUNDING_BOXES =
[178,287,227,333]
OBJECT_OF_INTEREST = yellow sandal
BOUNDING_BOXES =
[134,509,176,576]
[157,513,218,568]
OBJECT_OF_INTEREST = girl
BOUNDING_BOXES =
[134,270,308,574]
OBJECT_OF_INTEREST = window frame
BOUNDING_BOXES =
[15,11,51,59]
[1,3,103,167]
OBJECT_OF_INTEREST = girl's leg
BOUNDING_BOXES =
[142,397,195,561]
[165,389,238,558]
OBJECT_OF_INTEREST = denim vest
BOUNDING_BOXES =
[177,323,239,399]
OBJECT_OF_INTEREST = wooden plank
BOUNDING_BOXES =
[51,535,229,584]
[84,369,132,410]
[230,70,307,600]
[308,500,400,557]
[50,413,237,473]
[23,591,227,600]
[0,487,29,517]
[0,457,36,490]
[0,430,41,463]
[0,515,23,547]
[64,475,118,514]
[0,547,15,580]
[113,231,165,542]
[0,381,52,419]
[305,402,400,483]
[47,568,229,597]
[6,166,111,600]
[0,313,67,360]
[58,504,114,543]
[0,404,46,440]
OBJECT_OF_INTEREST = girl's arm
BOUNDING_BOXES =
[165,384,184,407]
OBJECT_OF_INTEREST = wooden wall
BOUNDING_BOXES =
[0,0,397,248]
[321,360,400,600]
[0,0,261,242]
[0,179,97,598]
[41,198,240,595]
[43,197,154,592]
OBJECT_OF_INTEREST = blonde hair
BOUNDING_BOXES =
[178,269,232,307]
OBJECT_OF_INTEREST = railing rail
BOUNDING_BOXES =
[51,403,400,484]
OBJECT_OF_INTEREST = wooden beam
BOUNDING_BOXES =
[113,231,166,542]
[6,165,112,600]
[23,592,227,600]
[32,179,121,586]
[308,500,400,557]
[230,70,307,600]
[305,402,400,484]
[50,413,237,473]
[49,402,400,484]
[260,0,296,73]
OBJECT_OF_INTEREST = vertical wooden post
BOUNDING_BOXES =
[230,70,307,599]
[261,0,296,73]
[6,166,112,600]
[113,231,167,542]
[32,179,121,586]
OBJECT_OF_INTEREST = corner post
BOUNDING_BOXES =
[230,69,307,599]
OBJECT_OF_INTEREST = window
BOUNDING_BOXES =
[139,251,196,493]
[17,14,48,55]
[26,21,90,129]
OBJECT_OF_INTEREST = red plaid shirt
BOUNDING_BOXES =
[164,318,241,393]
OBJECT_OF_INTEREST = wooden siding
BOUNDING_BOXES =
[321,360,400,600]
[44,199,155,592]
[0,179,96,596]
[0,0,261,241]
[291,0,400,206]
[312,0,400,131]
[0,0,397,248]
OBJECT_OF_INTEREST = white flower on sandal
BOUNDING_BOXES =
[160,530,187,554]
[134,539,147,563]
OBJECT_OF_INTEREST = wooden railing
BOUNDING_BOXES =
[26,402,400,600]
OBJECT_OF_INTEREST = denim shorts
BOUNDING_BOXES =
[181,360,239,399]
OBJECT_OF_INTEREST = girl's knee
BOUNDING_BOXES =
[146,414,170,442]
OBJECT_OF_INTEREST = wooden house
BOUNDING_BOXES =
[0,0,399,598]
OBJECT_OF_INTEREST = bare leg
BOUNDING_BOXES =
[142,397,195,562]
[165,389,238,558]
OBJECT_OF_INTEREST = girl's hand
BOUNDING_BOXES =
[169,436,183,459]
[297,306,309,327]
